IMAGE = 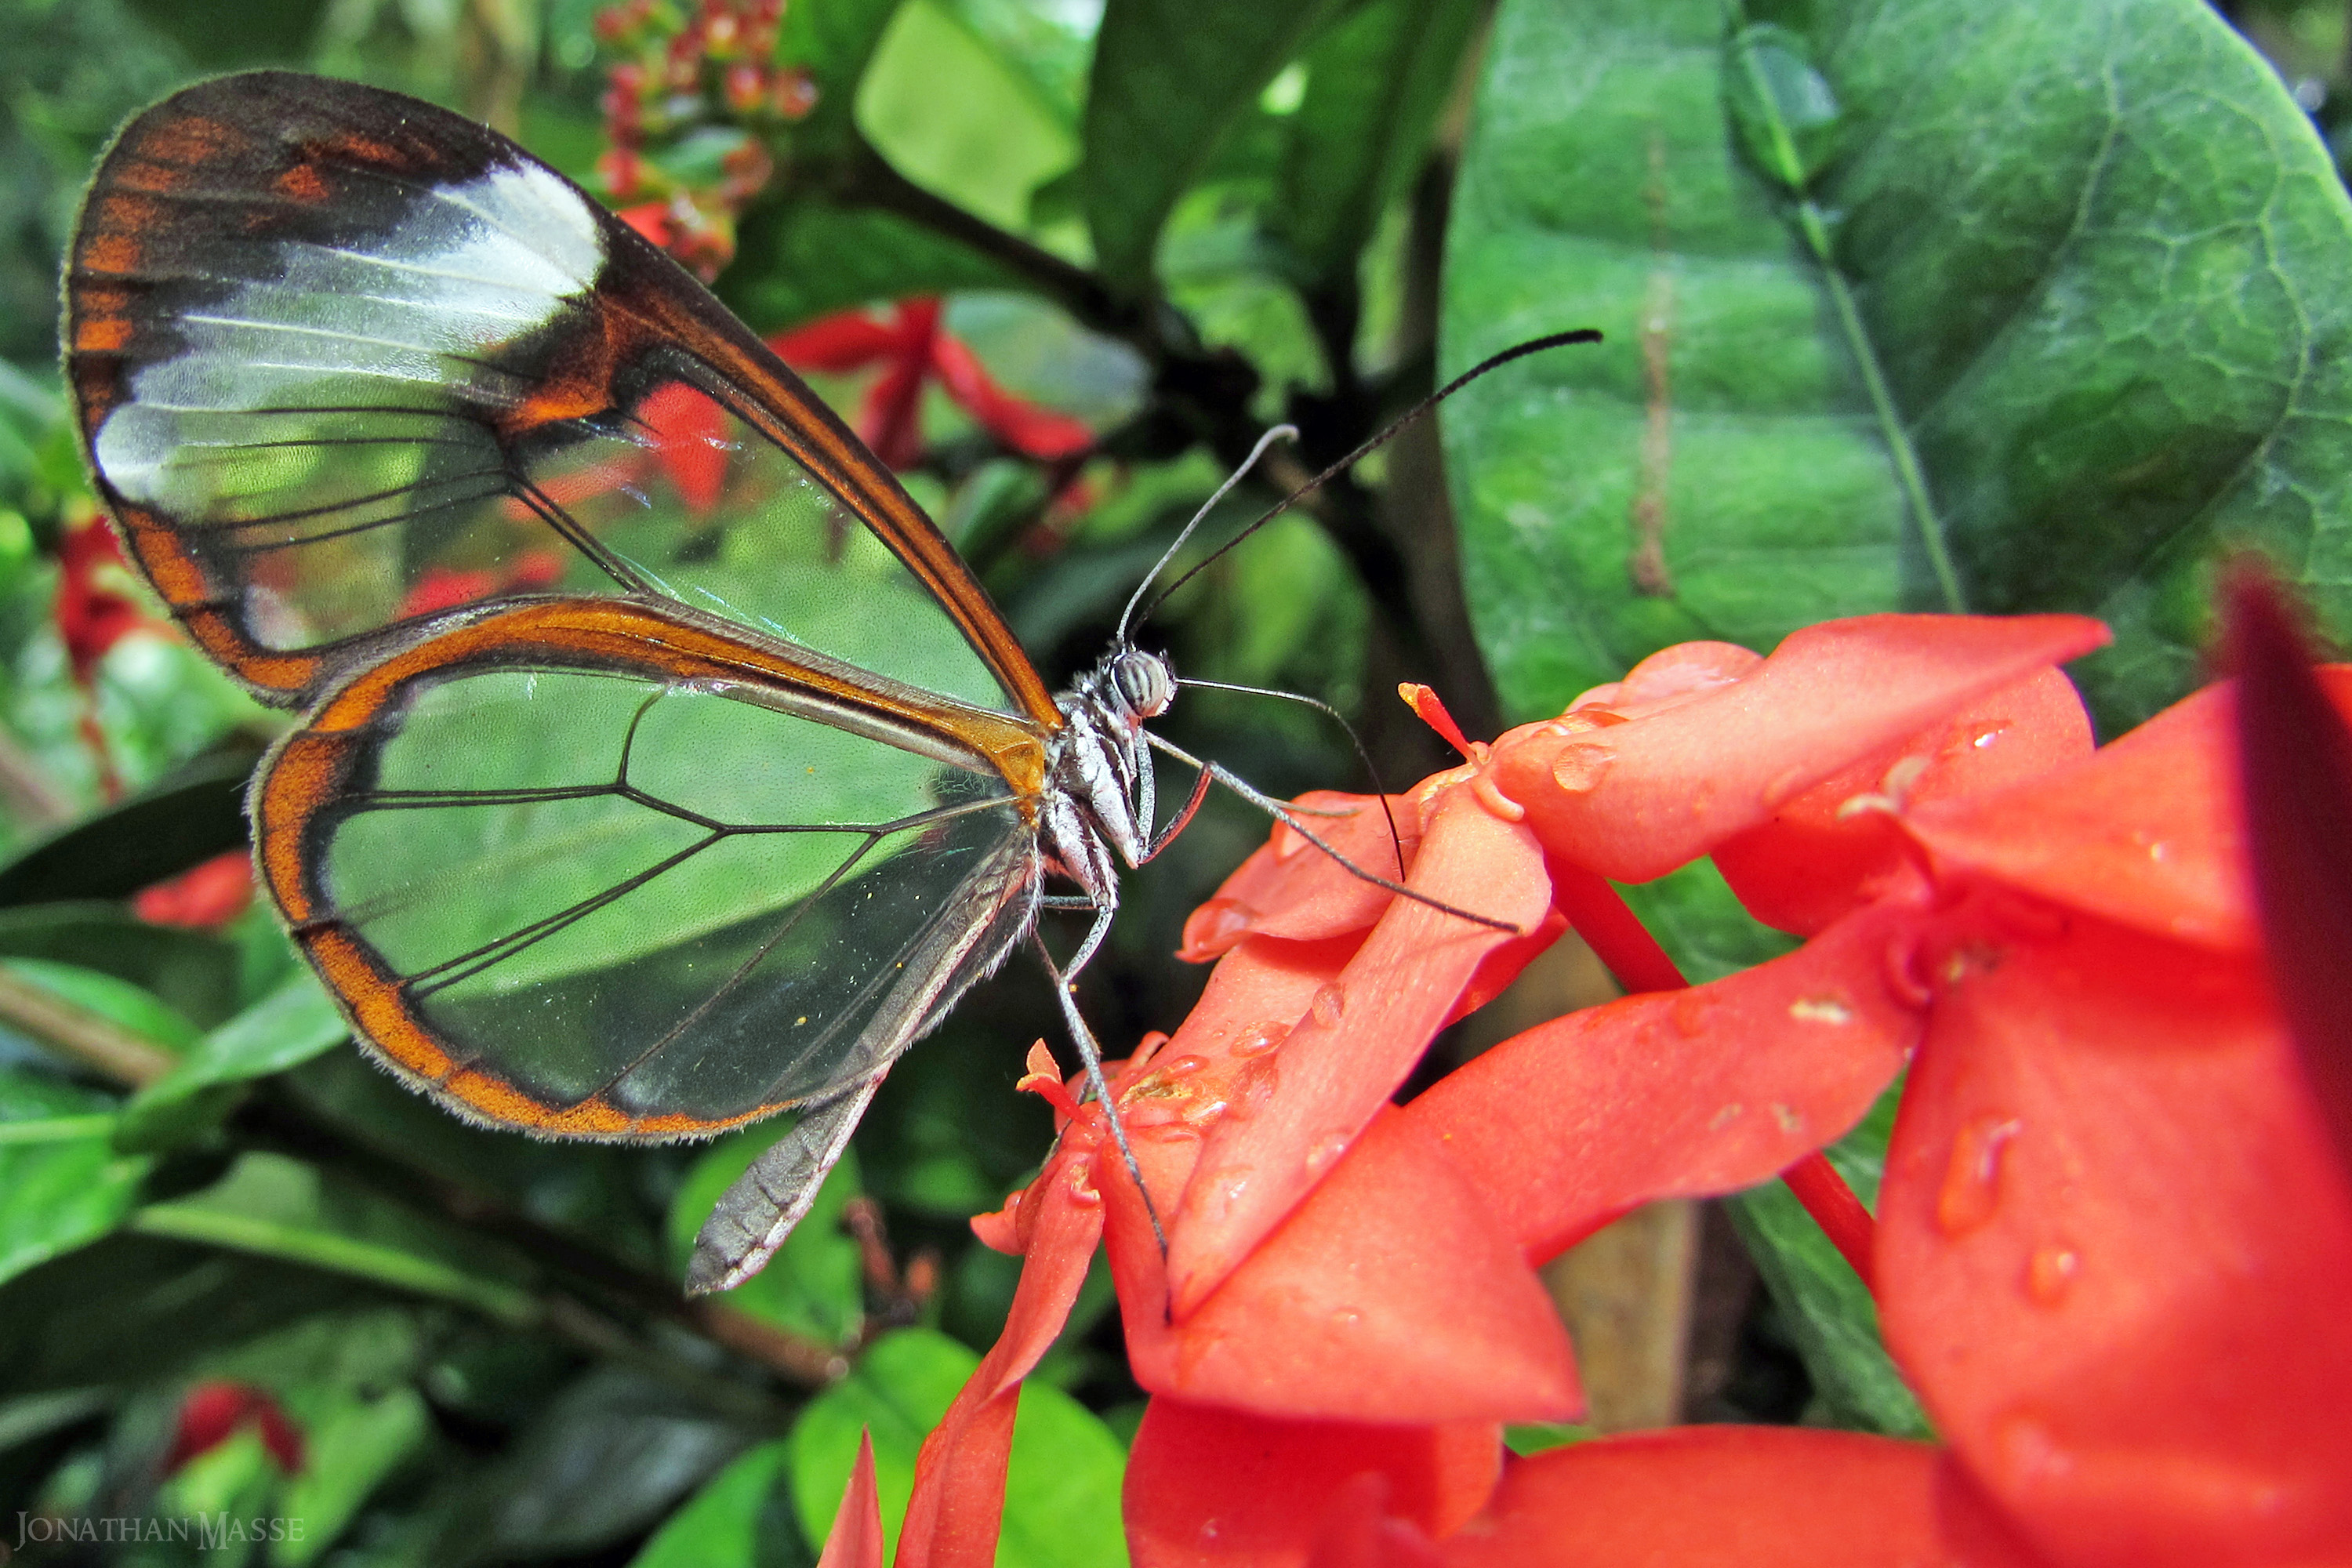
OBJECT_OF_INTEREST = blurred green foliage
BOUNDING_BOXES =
[0,0,2347,1561]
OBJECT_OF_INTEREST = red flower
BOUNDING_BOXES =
[394,550,567,619]
[132,850,256,929]
[840,608,2352,1566]
[54,516,155,689]
[769,299,1092,470]
[162,1381,303,1477]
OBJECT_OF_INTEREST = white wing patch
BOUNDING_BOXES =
[95,160,604,512]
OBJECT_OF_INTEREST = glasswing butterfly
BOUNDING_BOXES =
[64,71,1571,1294]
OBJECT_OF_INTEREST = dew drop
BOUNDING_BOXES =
[1185,898,1254,952]
[1788,995,1854,1025]
[1235,1057,1280,1111]
[1936,1113,2022,1236]
[1671,993,1711,1037]
[1305,1129,1352,1174]
[1967,719,2009,750]
[2025,1244,2080,1305]
[1231,1022,1289,1058]
[1204,1166,1254,1215]
[1328,1306,1363,1330]
[1160,1054,1210,1078]
[1308,985,1346,1029]
[1142,1120,1202,1144]
[1549,742,1616,794]
[1760,766,1809,810]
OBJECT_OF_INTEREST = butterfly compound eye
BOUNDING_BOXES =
[1111,650,1174,719]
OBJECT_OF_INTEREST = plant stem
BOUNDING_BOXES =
[0,967,178,1086]
[1781,1148,1876,1287]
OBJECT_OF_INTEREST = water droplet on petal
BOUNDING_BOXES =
[1203,1166,1254,1217]
[1235,1057,1280,1112]
[1230,1022,1289,1058]
[1183,897,1255,953]
[1549,742,1616,794]
[2025,1244,2080,1305]
[1671,993,1712,1037]
[1967,719,2009,750]
[1308,985,1345,1029]
[1329,1306,1363,1330]
[1160,1054,1210,1077]
[1142,1120,1203,1143]
[1936,1113,2023,1235]
[1761,767,1809,810]
[1305,1129,1352,1174]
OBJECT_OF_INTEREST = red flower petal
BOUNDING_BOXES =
[1488,614,2111,882]
[1111,1109,1581,1424]
[1165,786,1550,1315]
[1715,666,2095,935]
[768,311,906,372]
[2224,568,2352,1178]
[1436,1429,2050,1567]
[1177,793,1425,960]
[1125,1398,1498,1568]
[132,850,256,930]
[816,1430,883,1568]
[1404,896,1924,1261]
[162,1381,303,1476]
[1895,673,2352,953]
[898,1120,1106,1568]
[55,517,154,686]
[637,381,728,514]
[1878,913,2352,1566]
[927,332,1093,460]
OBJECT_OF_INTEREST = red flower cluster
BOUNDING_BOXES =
[812,601,2350,1565]
[597,0,814,280]
[770,299,1094,471]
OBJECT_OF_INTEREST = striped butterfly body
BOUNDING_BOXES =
[66,71,1185,1290]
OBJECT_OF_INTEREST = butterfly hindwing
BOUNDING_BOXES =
[258,597,1049,1138]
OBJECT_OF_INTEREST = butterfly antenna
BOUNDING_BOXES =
[1179,677,1407,880]
[1136,328,1602,630]
[1114,423,1301,646]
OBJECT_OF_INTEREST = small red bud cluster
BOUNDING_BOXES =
[592,0,814,281]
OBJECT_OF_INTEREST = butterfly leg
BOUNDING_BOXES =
[1142,732,1522,934]
[1030,913,1171,1254]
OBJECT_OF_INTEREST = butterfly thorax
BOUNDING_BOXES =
[1040,647,1174,902]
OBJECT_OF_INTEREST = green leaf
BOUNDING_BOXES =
[857,0,1078,233]
[118,976,347,1153]
[668,1133,864,1344]
[1725,1076,1931,1438]
[1267,0,1480,290]
[0,1072,151,1287]
[630,1438,808,1568]
[0,903,241,1029]
[0,749,256,907]
[723,198,1018,332]
[1082,0,1341,290]
[129,1152,541,1326]
[1442,0,2352,732]
[789,1327,1127,1567]
[273,1385,432,1566]
[468,1367,753,1560]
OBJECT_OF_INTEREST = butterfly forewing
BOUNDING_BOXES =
[67,71,1055,722]
[68,74,1076,1174]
